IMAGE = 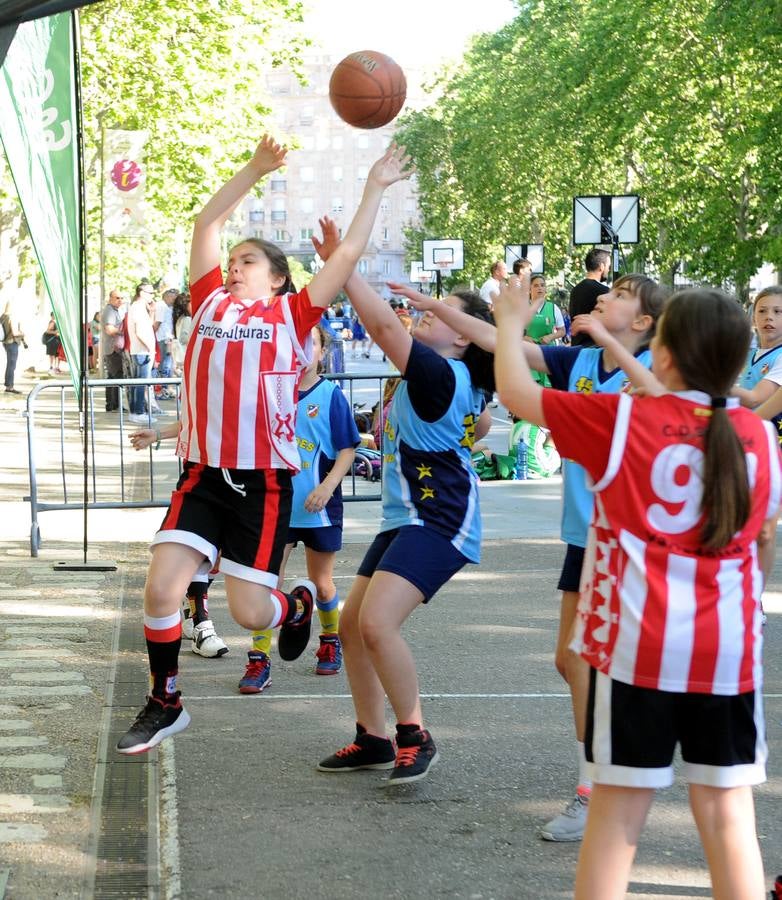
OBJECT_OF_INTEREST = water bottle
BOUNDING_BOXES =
[514,438,528,481]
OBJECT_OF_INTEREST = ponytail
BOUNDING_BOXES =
[700,405,750,549]
[657,289,751,550]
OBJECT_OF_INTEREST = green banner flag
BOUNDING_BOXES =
[0,12,81,397]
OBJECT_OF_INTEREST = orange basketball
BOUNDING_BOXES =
[329,51,407,129]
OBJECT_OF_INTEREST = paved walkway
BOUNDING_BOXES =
[0,366,780,899]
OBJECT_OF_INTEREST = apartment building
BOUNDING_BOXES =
[226,52,423,298]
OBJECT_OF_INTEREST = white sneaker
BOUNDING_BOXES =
[181,607,195,640]
[191,620,228,658]
[540,793,589,842]
[128,413,156,425]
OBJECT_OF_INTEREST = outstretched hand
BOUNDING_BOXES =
[493,275,533,326]
[571,313,612,347]
[130,428,156,451]
[386,281,435,311]
[368,143,414,189]
[252,134,287,173]
[311,216,340,262]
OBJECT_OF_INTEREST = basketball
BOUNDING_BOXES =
[329,51,407,129]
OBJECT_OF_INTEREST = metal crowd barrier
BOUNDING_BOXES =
[24,371,394,557]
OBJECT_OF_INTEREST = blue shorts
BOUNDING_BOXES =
[557,543,585,593]
[357,526,469,602]
[287,525,342,553]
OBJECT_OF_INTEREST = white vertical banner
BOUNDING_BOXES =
[104,127,148,236]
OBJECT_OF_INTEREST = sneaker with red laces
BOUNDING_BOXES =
[116,693,190,755]
[317,723,395,772]
[278,579,315,661]
[238,651,272,694]
[387,726,439,785]
[315,634,342,675]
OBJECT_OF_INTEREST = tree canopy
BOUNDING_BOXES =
[79,0,309,297]
[395,0,782,299]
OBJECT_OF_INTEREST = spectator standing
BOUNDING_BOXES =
[479,260,507,308]
[568,249,611,346]
[43,314,62,375]
[127,283,157,423]
[101,290,126,411]
[154,288,177,397]
[171,292,192,375]
[1,301,26,394]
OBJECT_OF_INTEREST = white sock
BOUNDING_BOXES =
[577,741,592,794]
[268,592,284,629]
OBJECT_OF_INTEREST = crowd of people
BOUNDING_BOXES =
[13,131,776,898]
[97,282,192,422]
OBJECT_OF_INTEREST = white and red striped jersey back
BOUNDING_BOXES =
[543,388,782,696]
[177,267,321,471]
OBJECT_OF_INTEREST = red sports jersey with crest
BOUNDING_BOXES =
[177,267,321,470]
[543,389,782,695]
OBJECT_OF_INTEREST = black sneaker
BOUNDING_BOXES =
[278,579,315,661]
[116,694,191,755]
[317,723,396,772]
[387,727,439,785]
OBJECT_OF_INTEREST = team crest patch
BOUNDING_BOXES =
[307,404,320,418]
[761,364,770,375]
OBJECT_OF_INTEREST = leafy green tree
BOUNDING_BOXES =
[396,0,782,298]
[79,0,309,298]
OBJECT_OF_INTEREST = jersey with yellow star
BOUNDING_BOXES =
[378,341,484,562]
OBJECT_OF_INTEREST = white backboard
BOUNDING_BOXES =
[410,260,434,283]
[573,195,640,245]
[422,238,465,272]
[504,243,545,275]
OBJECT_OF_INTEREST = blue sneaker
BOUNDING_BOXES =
[238,651,271,694]
[315,634,342,675]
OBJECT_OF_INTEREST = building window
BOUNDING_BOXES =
[270,179,286,193]
[299,227,314,241]
[332,135,343,150]
[382,259,391,275]
[271,210,286,223]
[267,76,290,94]
[380,199,390,214]
[381,227,390,241]
[249,209,265,224]
[300,166,314,182]
[404,198,417,213]
[252,228,264,240]
[332,166,343,182]
[299,105,314,125]
[358,259,368,275]
[357,165,369,182]
[331,197,343,214]
[299,197,314,214]
[273,228,287,242]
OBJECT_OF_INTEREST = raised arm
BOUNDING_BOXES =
[306,145,413,309]
[395,279,550,373]
[571,314,666,396]
[493,279,547,426]
[190,135,287,284]
[313,218,413,372]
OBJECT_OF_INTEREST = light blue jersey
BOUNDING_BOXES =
[544,345,652,548]
[380,345,484,563]
[738,345,782,390]
[738,344,782,444]
[290,378,360,530]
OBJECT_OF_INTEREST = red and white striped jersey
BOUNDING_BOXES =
[177,267,321,471]
[543,388,782,695]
